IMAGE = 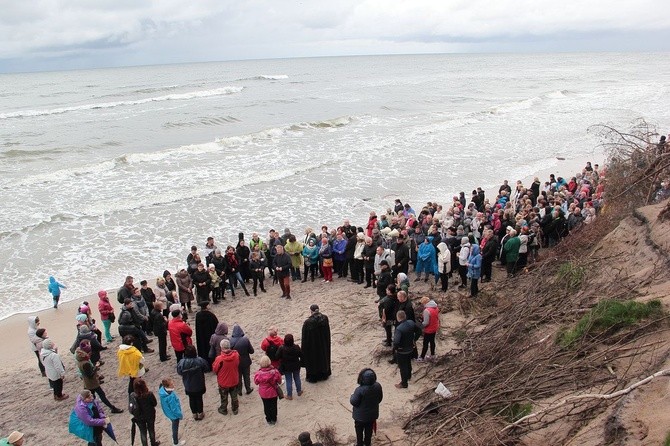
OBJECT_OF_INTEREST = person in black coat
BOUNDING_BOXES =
[131,378,159,446]
[350,368,383,446]
[393,311,422,389]
[229,323,255,396]
[276,333,303,399]
[177,345,209,420]
[362,240,377,288]
[344,232,357,279]
[191,263,211,306]
[194,301,219,366]
[302,305,331,383]
[150,302,170,362]
[480,230,498,282]
[375,261,394,299]
[393,236,410,276]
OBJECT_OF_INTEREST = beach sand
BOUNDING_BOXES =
[0,155,603,445]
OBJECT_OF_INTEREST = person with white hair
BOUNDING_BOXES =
[503,229,521,278]
[212,339,240,415]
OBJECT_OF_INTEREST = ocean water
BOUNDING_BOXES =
[1,52,669,319]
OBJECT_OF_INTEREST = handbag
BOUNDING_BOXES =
[323,258,333,267]
[108,312,115,323]
[276,384,284,400]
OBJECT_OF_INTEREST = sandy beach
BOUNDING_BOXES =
[0,155,602,445]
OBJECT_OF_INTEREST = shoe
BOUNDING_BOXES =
[395,383,408,389]
[111,407,124,414]
[364,285,371,289]
[55,394,69,401]
[246,388,254,395]
[388,359,397,364]
[218,408,228,415]
[173,441,186,446]
[285,395,293,400]
[144,348,155,353]
[280,295,286,299]
[301,279,307,283]
[414,277,421,282]
[297,390,303,396]
[232,409,238,415]
[244,290,250,296]
[322,279,327,282]
[374,299,379,303]
[261,289,267,293]
[253,292,257,297]
[382,341,391,347]
[415,357,425,363]
[268,421,276,426]
[286,295,291,300]
[194,413,199,420]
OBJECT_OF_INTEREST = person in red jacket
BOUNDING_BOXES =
[97,290,115,343]
[168,309,193,363]
[418,297,440,362]
[212,339,240,415]
[260,327,284,370]
[253,355,282,425]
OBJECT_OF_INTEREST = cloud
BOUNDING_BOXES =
[1,0,669,71]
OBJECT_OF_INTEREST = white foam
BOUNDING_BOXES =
[490,96,543,115]
[0,86,244,119]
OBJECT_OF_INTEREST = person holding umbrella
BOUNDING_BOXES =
[69,389,112,446]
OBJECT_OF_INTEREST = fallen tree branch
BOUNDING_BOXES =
[501,368,670,432]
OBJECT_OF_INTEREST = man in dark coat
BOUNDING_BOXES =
[393,310,422,389]
[393,235,410,276]
[302,304,331,383]
[195,301,219,366]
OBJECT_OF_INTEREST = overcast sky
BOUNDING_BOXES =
[1,0,669,73]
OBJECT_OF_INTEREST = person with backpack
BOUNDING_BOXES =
[260,327,283,370]
[159,378,186,446]
[129,378,159,446]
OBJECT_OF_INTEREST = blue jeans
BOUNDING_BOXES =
[284,370,302,397]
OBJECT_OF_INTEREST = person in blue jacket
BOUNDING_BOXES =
[159,378,185,446]
[415,237,437,282]
[48,276,66,308]
[466,244,482,297]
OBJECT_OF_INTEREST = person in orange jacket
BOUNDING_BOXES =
[212,339,240,415]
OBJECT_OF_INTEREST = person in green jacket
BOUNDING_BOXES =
[503,229,521,278]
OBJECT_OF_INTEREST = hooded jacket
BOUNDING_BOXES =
[168,317,193,352]
[260,335,284,369]
[253,366,282,399]
[159,385,184,421]
[350,368,383,423]
[416,239,438,275]
[177,356,209,393]
[209,322,229,358]
[467,244,482,279]
[76,348,100,390]
[28,316,40,352]
[422,301,440,334]
[48,276,65,297]
[436,242,451,274]
[70,394,106,443]
[229,324,255,369]
[41,341,65,381]
[212,349,240,388]
[117,343,143,377]
[98,295,114,321]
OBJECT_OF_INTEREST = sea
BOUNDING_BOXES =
[1,52,669,319]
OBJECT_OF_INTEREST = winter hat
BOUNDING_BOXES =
[380,260,389,267]
[357,233,365,240]
[79,341,92,353]
[42,339,55,350]
[388,229,400,237]
[380,227,392,235]
[79,325,91,335]
[208,264,215,269]
[79,304,89,314]
[461,237,469,245]
[298,432,313,446]
[76,314,88,323]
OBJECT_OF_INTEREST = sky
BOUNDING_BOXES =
[1,0,669,73]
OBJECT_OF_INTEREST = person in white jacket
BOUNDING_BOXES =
[457,237,471,289]
[28,315,45,376]
[41,338,68,401]
[436,242,451,292]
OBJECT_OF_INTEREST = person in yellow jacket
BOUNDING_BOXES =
[284,235,304,281]
[117,334,145,395]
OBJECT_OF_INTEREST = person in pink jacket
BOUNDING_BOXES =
[253,355,282,425]
[97,290,115,343]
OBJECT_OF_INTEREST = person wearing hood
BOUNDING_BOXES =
[47,276,66,309]
[97,290,115,343]
[70,324,107,368]
[69,389,107,446]
[212,339,240,415]
[418,298,440,362]
[457,237,471,288]
[466,244,482,297]
[177,345,209,421]
[415,237,437,282]
[230,324,255,396]
[159,378,186,446]
[28,315,46,376]
[76,340,124,413]
[194,301,218,366]
[174,269,194,313]
[209,322,229,359]
[117,334,145,394]
[302,305,331,383]
[436,242,451,292]
[41,338,68,400]
[253,355,282,425]
[350,368,383,446]
[168,310,192,363]
[275,333,302,400]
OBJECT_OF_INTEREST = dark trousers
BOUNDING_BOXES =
[35,350,45,375]
[261,397,278,422]
[355,420,374,446]
[134,418,158,446]
[186,390,204,414]
[218,386,239,412]
[421,333,436,358]
[49,378,64,397]
[236,365,252,394]
[470,278,479,296]
[397,352,412,386]
[290,266,301,280]
[303,263,318,281]
[211,286,222,303]
[252,273,265,294]
[365,266,374,286]
[128,377,136,394]
[458,265,468,286]
[91,386,114,409]
[334,259,345,277]
[157,333,168,361]
[352,259,364,283]
[175,350,184,364]
[482,257,493,281]
[342,258,350,277]
[506,260,518,277]
[384,324,393,344]
[87,427,103,446]
[439,272,449,291]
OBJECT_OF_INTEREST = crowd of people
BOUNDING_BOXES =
[13,163,609,446]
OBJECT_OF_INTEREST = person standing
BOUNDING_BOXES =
[212,339,240,415]
[350,368,383,446]
[272,245,293,299]
[284,235,304,281]
[48,275,66,309]
[28,315,46,376]
[466,244,482,297]
[168,309,193,363]
[150,302,170,362]
[131,378,159,446]
[177,345,209,421]
[191,263,211,306]
[117,335,145,394]
[194,301,219,366]
[69,390,107,446]
[504,229,521,278]
[230,324,255,396]
[253,355,282,425]
[418,298,440,362]
[301,305,331,383]
[159,378,186,446]
[318,237,334,282]
[174,269,194,313]
[479,230,497,283]
[260,327,284,371]
[249,252,267,296]
[75,341,124,413]
[41,338,68,400]
[393,311,421,388]
[97,291,115,343]
[276,334,302,400]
